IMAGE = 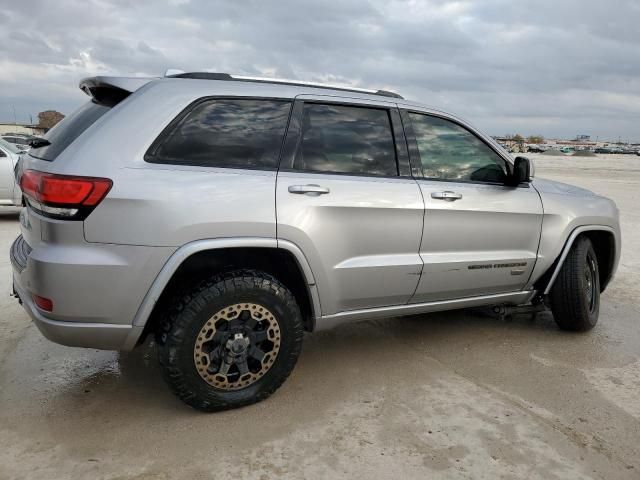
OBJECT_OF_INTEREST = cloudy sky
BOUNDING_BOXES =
[1,0,639,141]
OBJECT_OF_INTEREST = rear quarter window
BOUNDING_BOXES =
[145,98,292,170]
[29,101,110,162]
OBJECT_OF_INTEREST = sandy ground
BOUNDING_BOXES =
[1,153,639,479]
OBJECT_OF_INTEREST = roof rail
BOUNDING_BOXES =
[166,72,404,99]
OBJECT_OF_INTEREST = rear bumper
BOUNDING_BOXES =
[13,274,144,350]
[10,229,174,351]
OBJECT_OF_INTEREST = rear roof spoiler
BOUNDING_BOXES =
[79,76,156,106]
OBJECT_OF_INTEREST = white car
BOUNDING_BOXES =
[1,135,32,151]
[0,138,23,206]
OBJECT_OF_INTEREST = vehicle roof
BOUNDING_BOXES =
[80,73,442,112]
[77,73,513,162]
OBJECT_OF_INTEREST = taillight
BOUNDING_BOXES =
[20,169,112,220]
[33,294,53,312]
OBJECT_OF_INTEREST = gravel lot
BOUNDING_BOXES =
[1,154,639,479]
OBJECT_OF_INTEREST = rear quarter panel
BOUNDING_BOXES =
[83,165,276,246]
[44,79,293,246]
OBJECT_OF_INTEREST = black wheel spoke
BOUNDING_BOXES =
[236,357,249,375]
[218,359,232,375]
[248,345,266,362]
[252,330,269,343]
[212,330,227,344]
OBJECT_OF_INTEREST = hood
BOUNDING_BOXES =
[532,178,597,197]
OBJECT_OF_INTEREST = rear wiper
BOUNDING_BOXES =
[29,138,51,149]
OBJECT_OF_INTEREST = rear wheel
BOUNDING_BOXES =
[157,270,304,411]
[549,236,600,331]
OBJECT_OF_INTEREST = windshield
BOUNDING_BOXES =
[29,101,110,161]
[0,138,22,155]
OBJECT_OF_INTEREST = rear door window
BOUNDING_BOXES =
[146,99,292,170]
[29,101,111,161]
[292,103,398,176]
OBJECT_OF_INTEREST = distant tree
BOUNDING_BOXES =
[37,110,65,130]
[526,135,545,144]
[513,134,524,143]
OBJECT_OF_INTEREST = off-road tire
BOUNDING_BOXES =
[550,236,600,331]
[156,269,304,412]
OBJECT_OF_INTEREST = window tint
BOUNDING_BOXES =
[29,101,111,162]
[293,103,397,176]
[148,99,291,169]
[408,113,507,183]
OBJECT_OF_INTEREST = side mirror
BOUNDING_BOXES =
[508,156,534,185]
[0,150,6,158]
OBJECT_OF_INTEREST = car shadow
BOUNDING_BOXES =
[44,307,561,413]
[9,301,622,456]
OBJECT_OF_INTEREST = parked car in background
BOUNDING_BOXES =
[1,134,35,151]
[0,138,23,206]
[526,145,546,153]
[11,73,621,412]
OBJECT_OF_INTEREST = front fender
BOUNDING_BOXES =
[526,185,621,292]
[536,225,620,294]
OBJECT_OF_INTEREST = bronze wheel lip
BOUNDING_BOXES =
[193,303,281,391]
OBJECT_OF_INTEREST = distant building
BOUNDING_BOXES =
[0,123,45,136]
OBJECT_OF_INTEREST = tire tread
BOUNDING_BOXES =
[550,236,600,331]
[156,269,304,412]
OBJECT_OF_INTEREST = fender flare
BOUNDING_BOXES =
[542,225,617,295]
[131,237,321,329]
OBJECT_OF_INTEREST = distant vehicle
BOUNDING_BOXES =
[560,147,574,154]
[595,147,612,154]
[1,135,33,151]
[527,145,546,153]
[0,138,23,206]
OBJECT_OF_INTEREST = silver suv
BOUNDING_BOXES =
[11,73,621,411]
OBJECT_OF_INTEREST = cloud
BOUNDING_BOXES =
[0,0,638,140]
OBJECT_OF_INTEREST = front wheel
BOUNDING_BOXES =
[549,236,600,331]
[156,270,304,412]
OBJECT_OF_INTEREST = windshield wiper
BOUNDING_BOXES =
[29,138,51,149]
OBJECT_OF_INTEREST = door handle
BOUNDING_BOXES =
[431,191,463,201]
[288,184,330,195]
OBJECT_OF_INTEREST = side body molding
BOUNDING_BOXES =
[130,237,321,330]
[542,225,618,295]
